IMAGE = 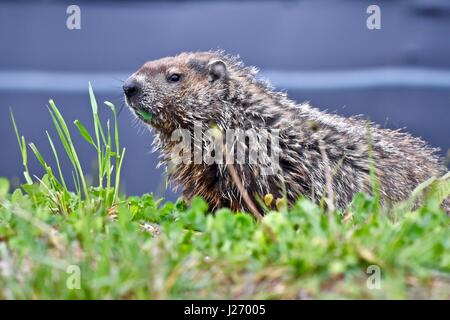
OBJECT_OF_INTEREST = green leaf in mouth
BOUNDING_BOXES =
[136,109,152,121]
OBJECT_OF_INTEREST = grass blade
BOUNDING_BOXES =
[74,120,96,148]
[10,110,33,185]
[48,99,89,201]
[46,131,68,190]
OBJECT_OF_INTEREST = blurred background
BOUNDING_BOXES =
[1,0,449,201]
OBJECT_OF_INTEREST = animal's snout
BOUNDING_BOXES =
[123,77,140,98]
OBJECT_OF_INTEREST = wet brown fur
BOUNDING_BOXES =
[126,51,449,213]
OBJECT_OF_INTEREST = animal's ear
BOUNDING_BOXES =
[207,60,227,82]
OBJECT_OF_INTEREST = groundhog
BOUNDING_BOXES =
[123,51,449,214]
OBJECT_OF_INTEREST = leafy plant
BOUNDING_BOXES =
[9,83,125,214]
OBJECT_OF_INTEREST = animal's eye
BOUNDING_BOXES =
[168,73,181,82]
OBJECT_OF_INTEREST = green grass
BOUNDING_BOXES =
[0,87,449,299]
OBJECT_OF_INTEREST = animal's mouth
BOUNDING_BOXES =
[126,97,174,134]
[125,97,154,123]
[134,108,153,122]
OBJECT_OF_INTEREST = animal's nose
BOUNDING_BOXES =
[123,78,140,98]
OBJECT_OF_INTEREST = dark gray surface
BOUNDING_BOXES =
[1,0,449,199]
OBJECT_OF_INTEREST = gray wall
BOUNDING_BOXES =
[1,0,449,200]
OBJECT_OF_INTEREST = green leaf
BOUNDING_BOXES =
[21,136,28,167]
[74,120,96,147]
[89,83,107,146]
[104,101,115,111]
[427,172,450,205]
[136,109,152,121]
[88,82,98,114]
[11,188,24,203]
[48,99,89,200]
[105,101,120,154]
[23,171,32,185]
[0,177,10,199]
[46,131,67,190]
[48,106,73,163]
[28,143,47,169]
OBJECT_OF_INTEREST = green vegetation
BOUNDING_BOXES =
[0,87,449,299]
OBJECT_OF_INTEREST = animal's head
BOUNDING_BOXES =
[123,51,258,135]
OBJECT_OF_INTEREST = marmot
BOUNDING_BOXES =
[124,51,449,213]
